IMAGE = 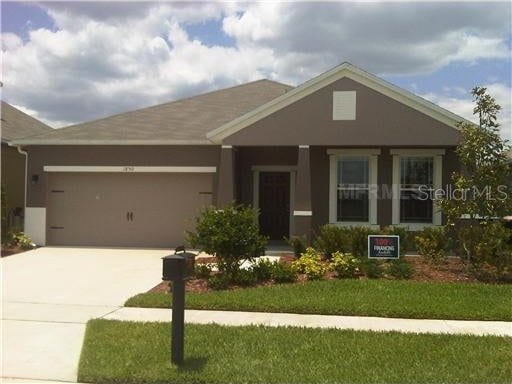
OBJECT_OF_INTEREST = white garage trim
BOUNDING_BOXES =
[25,207,46,246]
[44,166,217,173]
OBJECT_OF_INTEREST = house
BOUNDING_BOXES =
[1,102,52,230]
[12,63,465,248]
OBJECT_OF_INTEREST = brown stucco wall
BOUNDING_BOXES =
[1,144,26,219]
[24,145,220,207]
[224,77,460,146]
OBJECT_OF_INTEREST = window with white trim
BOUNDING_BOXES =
[391,149,443,227]
[328,149,379,225]
[400,157,433,223]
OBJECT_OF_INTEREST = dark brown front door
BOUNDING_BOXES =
[259,172,290,240]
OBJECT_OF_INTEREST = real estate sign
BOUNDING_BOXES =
[368,235,400,259]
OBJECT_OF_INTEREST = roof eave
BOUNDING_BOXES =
[11,139,216,146]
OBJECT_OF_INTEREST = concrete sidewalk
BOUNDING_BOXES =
[104,307,512,337]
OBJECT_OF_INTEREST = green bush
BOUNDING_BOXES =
[286,236,307,258]
[381,226,417,254]
[313,225,349,258]
[474,221,512,279]
[207,275,230,290]
[349,226,376,257]
[292,247,327,280]
[251,259,276,282]
[415,227,447,263]
[6,231,35,250]
[270,263,297,283]
[231,269,258,287]
[187,204,267,277]
[361,259,384,279]
[388,259,413,279]
[194,264,212,279]
[330,251,361,278]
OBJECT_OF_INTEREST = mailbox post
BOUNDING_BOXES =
[162,254,186,365]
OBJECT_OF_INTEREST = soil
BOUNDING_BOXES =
[1,245,29,257]
[149,254,482,294]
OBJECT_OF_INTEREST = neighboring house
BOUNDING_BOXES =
[12,63,465,247]
[1,102,52,230]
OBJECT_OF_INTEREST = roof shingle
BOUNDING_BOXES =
[1,102,52,143]
[13,80,292,145]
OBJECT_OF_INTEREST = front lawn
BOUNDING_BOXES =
[79,319,512,384]
[125,279,512,321]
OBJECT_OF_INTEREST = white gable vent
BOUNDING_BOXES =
[333,91,356,120]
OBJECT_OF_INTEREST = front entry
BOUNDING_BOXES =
[258,172,290,240]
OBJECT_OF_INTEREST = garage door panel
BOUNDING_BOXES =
[47,172,213,247]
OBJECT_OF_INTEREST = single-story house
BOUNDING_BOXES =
[12,62,465,248]
[1,102,52,230]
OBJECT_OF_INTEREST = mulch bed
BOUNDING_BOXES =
[149,254,482,294]
[1,245,29,257]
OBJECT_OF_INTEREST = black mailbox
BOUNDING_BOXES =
[162,255,186,281]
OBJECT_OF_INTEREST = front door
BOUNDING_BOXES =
[259,172,290,240]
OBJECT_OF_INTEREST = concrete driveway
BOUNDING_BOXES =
[1,247,168,382]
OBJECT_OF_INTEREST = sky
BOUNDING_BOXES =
[1,1,511,139]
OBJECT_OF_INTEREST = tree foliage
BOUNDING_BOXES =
[440,87,511,263]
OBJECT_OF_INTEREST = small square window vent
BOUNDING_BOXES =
[333,91,356,120]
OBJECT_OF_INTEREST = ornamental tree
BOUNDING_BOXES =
[440,87,511,263]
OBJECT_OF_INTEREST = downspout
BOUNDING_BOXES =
[16,145,28,229]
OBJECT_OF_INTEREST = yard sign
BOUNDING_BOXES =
[368,235,400,259]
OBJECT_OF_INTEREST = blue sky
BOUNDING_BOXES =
[1,2,511,138]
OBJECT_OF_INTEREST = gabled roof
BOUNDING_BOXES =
[207,62,468,143]
[12,80,292,145]
[1,102,52,143]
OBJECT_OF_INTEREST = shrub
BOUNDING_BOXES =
[251,258,276,282]
[187,204,267,277]
[292,247,327,280]
[231,268,258,287]
[474,221,512,278]
[194,264,212,279]
[349,226,375,257]
[388,259,413,279]
[361,259,383,279]
[381,226,416,254]
[415,227,447,263]
[270,263,297,283]
[313,225,349,258]
[330,251,361,278]
[286,236,307,258]
[207,274,230,290]
[6,231,35,250]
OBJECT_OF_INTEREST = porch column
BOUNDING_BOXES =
[216,145,235,207]
[293,145,313,239]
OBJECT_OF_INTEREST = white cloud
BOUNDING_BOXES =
[422,84,512,140]
[1,2,511,127]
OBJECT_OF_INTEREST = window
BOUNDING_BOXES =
[400,157,433,223]
[328,149,379,225]
[337,157,369,221]
[391,149,443,228]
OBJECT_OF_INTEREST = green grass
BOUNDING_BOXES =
[125,279,512,321]
[79,319,512,384]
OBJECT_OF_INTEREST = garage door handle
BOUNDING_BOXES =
[126,212,130,221]
[130,212,134,221]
